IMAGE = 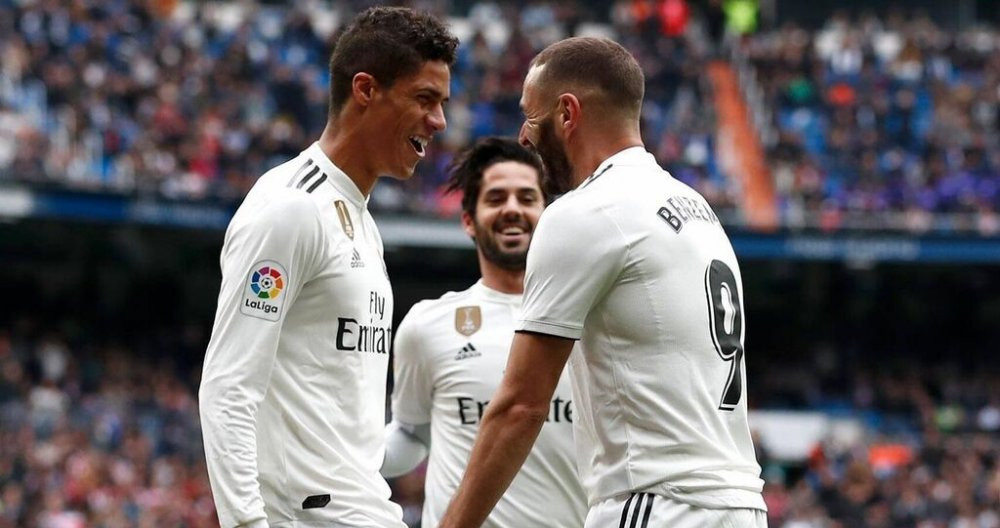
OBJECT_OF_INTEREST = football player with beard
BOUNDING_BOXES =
[382,137,586,528]
[441,38,768,528]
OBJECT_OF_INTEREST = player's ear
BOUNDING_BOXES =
[351,73,377,107]
[460,210,476,239]
[557,93,580,136]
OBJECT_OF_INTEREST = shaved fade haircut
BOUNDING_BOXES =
[328,7,458,116]
[531,37,644,121]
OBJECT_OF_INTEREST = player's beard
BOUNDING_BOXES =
[534,118,574,195]
[473,217,532,272]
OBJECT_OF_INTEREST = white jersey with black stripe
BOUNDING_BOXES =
[391,281,587,528]
[517,147,766,511]
[200,143,404,527]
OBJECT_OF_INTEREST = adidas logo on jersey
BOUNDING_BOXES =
[454,343,480,361]
[350,248,364,268]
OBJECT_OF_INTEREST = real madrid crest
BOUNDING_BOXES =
[455,306,482,337]
[335,200,354,240]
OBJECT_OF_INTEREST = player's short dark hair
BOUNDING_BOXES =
[531,37,644,120]
[328,7,458,116]
[446,137,548,216]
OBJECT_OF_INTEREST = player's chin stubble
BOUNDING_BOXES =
[474,222,528,272]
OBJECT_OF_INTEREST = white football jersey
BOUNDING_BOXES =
[200,143,404,528]
[517,147,766,510]
[392,280,586,528]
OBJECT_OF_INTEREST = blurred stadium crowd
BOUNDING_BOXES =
[1,322,997,527]
[750,11,1000,232]
[0,324,213,528]
[0,0,720,216]
[1,0,1000,231]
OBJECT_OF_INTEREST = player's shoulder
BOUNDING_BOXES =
[584,151,673,197]
[231,164,327,237]
[395,287,476,359]
[557,151,706,223]
[534,180,621,237]
[548,160,654,217]
[240,185,323,226]
[401,286,477,325]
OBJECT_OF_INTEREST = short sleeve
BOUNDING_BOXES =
[517,200,628,340]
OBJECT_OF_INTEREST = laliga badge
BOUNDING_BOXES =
[240,260,288,322]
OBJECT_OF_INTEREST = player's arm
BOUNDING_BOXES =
[199,193,323,528]
[438,331,572,528]
[440,199,627,528]
[383,304,434,478]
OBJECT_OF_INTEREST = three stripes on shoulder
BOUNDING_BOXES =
[287,159,327,194]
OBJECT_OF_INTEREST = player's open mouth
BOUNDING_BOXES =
[409,136,428,158]
[497,225,528,242]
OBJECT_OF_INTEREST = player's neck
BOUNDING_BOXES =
[318,120,378,197]
[569,128,643,188]
[478,256,524,295]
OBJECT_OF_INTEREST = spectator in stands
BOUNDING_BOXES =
[749,11,1000,233]
[1,1,725,219]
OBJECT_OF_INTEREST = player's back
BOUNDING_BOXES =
[524,147,765,509]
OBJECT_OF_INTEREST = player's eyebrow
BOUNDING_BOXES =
[417,87,449,103]
[483,186,540,196]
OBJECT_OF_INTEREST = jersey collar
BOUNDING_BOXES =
[471,279,522,305]
[305,142,368,208]
[581,146,652,188]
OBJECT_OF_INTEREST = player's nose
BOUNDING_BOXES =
[499,195,524,218]
[518,122,531,148]
[427,103,446,133]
